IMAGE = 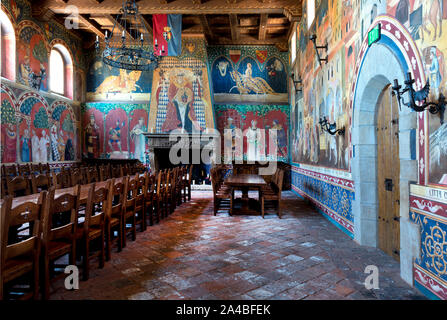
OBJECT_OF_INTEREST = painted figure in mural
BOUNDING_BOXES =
[58,129,66,161]
[428,47,442,97]
[416,0,443,42]
[19,54,32,86]
[64,132,75,161]
[130,117,147,163]
[39,130,49,162]
[230,63,276,95]
[246,119,262,161]
[50,124,60,161]
[109,119,125,153]
[163,86,200,133]
[85,114,100,158]
[31,129,40,162]
[21,128,31,163]
[2,123,17,163]
[224,117,238,159]
[271,119,287,158]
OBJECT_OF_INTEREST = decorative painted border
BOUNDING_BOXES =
[292,164,354,191]
[349,15,426,184]
[414,264,447,300]
[410,195,447,220]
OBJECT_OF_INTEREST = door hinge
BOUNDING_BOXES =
[393,216,400,222]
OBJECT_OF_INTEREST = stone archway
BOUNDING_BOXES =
[350,16,423,285]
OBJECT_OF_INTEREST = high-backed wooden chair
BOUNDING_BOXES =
[105,178,125,260]
[99,165,110,181]
[7,176,32,197]
[144,173,157,226]
[41,185,80,300]
[2,164,17,177]
[52,169,71,189]
[87,166,99,183]
[30,163,42,175]
[122,176,137,247]
[1,192,46,300]
[76,181,110,280]
[70,168,84,186]
[111,165,121,178]
[41,163,51,175]
[18,164,31,177]
[134,174,146,231]
[31,173,52,194]
[210,167,233,216]
[261,169,284,218]
[182,165,193,202]
[156,171,168,219]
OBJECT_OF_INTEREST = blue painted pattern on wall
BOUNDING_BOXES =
[291,170,354,236]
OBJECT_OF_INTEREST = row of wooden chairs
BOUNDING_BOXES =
[0,165,193,300]
[1,163,145,199]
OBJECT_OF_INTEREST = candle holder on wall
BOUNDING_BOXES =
[392,72,445,125]
[290,72,302,94]
[309,34,328,66]
[319,116,345,136]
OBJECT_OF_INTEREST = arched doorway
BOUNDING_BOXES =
[350,15,424,284]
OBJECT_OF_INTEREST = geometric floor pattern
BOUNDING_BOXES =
[51,191,426,300]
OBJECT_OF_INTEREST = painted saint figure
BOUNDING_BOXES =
[2,123,17,163]
[246,119,262,161]
[271,119,287,158]
[85,114,100,158]
[50,124,60,161]
[31,129,40,162]
[21,128,31,162]
[39,130,49,162]
[109,119,125,153]
[130,117,147,163]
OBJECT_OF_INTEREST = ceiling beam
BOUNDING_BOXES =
[139,15,154,39]
[199,15,214,42]
[229,14,239,42]
[258,13,268,41]
[77,14,105,38]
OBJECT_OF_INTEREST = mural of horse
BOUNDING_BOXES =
[229,70,277,95]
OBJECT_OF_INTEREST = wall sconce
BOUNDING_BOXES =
[319,116,345,136]
[309,34,328,66]
[392,72,446,124]
[290,72,302,94]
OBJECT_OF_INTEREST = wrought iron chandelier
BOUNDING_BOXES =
[94,0,159,71]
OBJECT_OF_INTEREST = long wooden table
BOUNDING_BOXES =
[1,175,138,208]
[225,174,267,215]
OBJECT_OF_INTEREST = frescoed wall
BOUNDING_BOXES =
[290,0,447,299]
[81,103,149,163]
[1,83,80,164]
[215,105,289,162]
[148,37,215,133]
[0,0,86,168]
[208,46,289,104]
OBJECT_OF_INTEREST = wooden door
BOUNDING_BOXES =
[376,84,400,261]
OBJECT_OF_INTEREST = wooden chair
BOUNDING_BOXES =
[99,165,111,181]
[210,167,233,216]
[76,181,110,280]
[134,174,146,231]
[7,176,32,197]
[30,163,42,175]
[261,169,284,218]
[1,165,17,198]
[1,192,46,300]
[18,164,31,177]
[31,173,52,194]
[105,178,125,261]
[70,168,84,186]
[111,165,121,178]
[182,165,193,202]
[144,174,157,226]
[41,185,80,300]
[156,171,168,219]
[87,166,99,183]
[41,163,51,175]
[122,176,137,248]
[52,169,71,189]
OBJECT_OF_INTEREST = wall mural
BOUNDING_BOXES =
[215,105,289,162]
[208,46,289,104]
[1,83,80,163]
[86,55,153,101]
[148,57,214,133]
[81,103,149,163]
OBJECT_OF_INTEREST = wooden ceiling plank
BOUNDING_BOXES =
[229,14,239,42]
[77,14,105,38]
[258,13,268,41]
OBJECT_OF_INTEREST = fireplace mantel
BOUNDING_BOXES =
[143,132,219,170]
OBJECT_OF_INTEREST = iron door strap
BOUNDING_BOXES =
[384,178,393,191]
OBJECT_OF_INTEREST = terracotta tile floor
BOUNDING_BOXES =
[51,191,426,300]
